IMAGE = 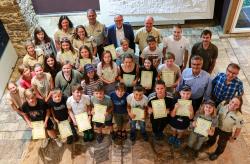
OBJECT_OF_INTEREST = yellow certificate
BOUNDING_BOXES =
[140,71,153,89]
[161,70,175,87]
[32,121,46,140]
[102,67,116,80]
[104,44,116,60]
[176,99,192,117]
[92,104,107,123]
[131,108,144,121]
[75,112,92,132]
[58,120,73,139]
[194,117,212,137]
[151,99,168,119]
[123,74,135,87]
[80,58,92,67]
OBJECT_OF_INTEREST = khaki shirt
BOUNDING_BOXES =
[72,36,97,53]
[23,51,44,70]
[85,21,106,46]
[54,28,74,43]
[57,50,78,66]
[218,103,244,132]
[134,27,162,52]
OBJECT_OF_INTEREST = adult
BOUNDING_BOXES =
[54,15,74,51]
[85,9,106,59]
[55,61,82,97]
[72,25,97,57]
[212,63,244,106]
[106,15,135,51]
[177,55,212,113]
[135,16,162,54]
[207,96,244,161]
[189,29,218,74]
[162,24,190,71]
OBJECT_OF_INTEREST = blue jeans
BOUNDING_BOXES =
[130,120,146,134]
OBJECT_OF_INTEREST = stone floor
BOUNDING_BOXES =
[0,15,250,164]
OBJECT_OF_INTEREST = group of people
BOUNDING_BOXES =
[6,9,245,161]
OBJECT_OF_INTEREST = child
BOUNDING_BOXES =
[32,63,54,102]
[183,100,217,158]
[158,52,181,93]
[168,85,194,148]
[6,81,26,120]
[18,64,35,89]
[127,85,148,141]
[97,50,118,94]
[57,37,77,66]
[44,54,62,82]
[66,84,94,142]
[33,26,57,56]
[91,85,114,143]
[22,88,62,148]
[115,38,135,65]
[81,64,103,96]
[76,45,99,73]
[110,82,129,139]
[139,58,158,96]
[140,35,163,68]
[148,80,175,140]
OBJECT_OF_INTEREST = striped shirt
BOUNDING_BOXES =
[81,78,103,96]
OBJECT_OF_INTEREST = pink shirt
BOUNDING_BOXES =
[19,72,35,89]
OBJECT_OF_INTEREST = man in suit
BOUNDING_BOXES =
[106,15,135,51]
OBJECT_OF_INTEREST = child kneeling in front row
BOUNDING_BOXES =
[127,85,148,141]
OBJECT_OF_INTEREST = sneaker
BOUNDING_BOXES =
[83,131,89,142]
[41,138,49,148]
[67,136,73,144]
[130,131,136,141]
[111,131,116,140]
[168,136,176,145]
[54,138,63,147]
[88,131,94,141]
[209,153,219,161]
[174,138,181,148]
[96,134,104,143]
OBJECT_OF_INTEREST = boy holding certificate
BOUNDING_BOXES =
[182,100,217,158]
[91,85,115,143]
[22,88,62,148]
[148,80,175,140]
[48,89,78,144]
[110,83,129,140]
[127,85,148,141]
[168,85,194,148]
[157,52,181,93]
[67,84,94,142]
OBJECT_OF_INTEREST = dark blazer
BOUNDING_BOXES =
[107,23,135,51]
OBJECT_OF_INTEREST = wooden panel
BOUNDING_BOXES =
[32,0,100,14]
[223,0,240,33]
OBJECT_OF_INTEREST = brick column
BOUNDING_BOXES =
[0,0,38,56]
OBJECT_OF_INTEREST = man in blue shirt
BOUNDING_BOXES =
[212,63,244,106]
[177,55,212,113]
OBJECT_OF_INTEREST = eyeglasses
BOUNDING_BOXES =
[60,37,70,42]
[227,69,238,76]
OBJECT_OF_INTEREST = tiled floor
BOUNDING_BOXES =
[0,14,250,163]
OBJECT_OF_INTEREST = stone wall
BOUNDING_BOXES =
[0,0,38,56]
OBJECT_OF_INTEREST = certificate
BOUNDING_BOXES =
[151,99,168,119]
[102,67,116,80]
[80,58,91,67]
[104,44,116,60]
[32,121,46,140]
[75,112,92,132]
[123,74,135,87]
[161,70,175,87]
[140,71,153,89]
[131,108,144,121]
[92,104,107,123]
[58,120,73,138]
[194,117,212,137]
[176,99,192,117]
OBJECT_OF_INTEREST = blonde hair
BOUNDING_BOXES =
[24,88,36,99]
[198,103,217,117]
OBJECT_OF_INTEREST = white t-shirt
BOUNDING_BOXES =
[66,95,90,115]
[126,93,148,109]
[162,35,190,66]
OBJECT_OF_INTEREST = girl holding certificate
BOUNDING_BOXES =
[207,96,244,161]
[148,80,175,140]
[168,85,194,148]
[97,50,118,93]
[118,54,139,93]
[22,88,62,148]
[182,100,217,158]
